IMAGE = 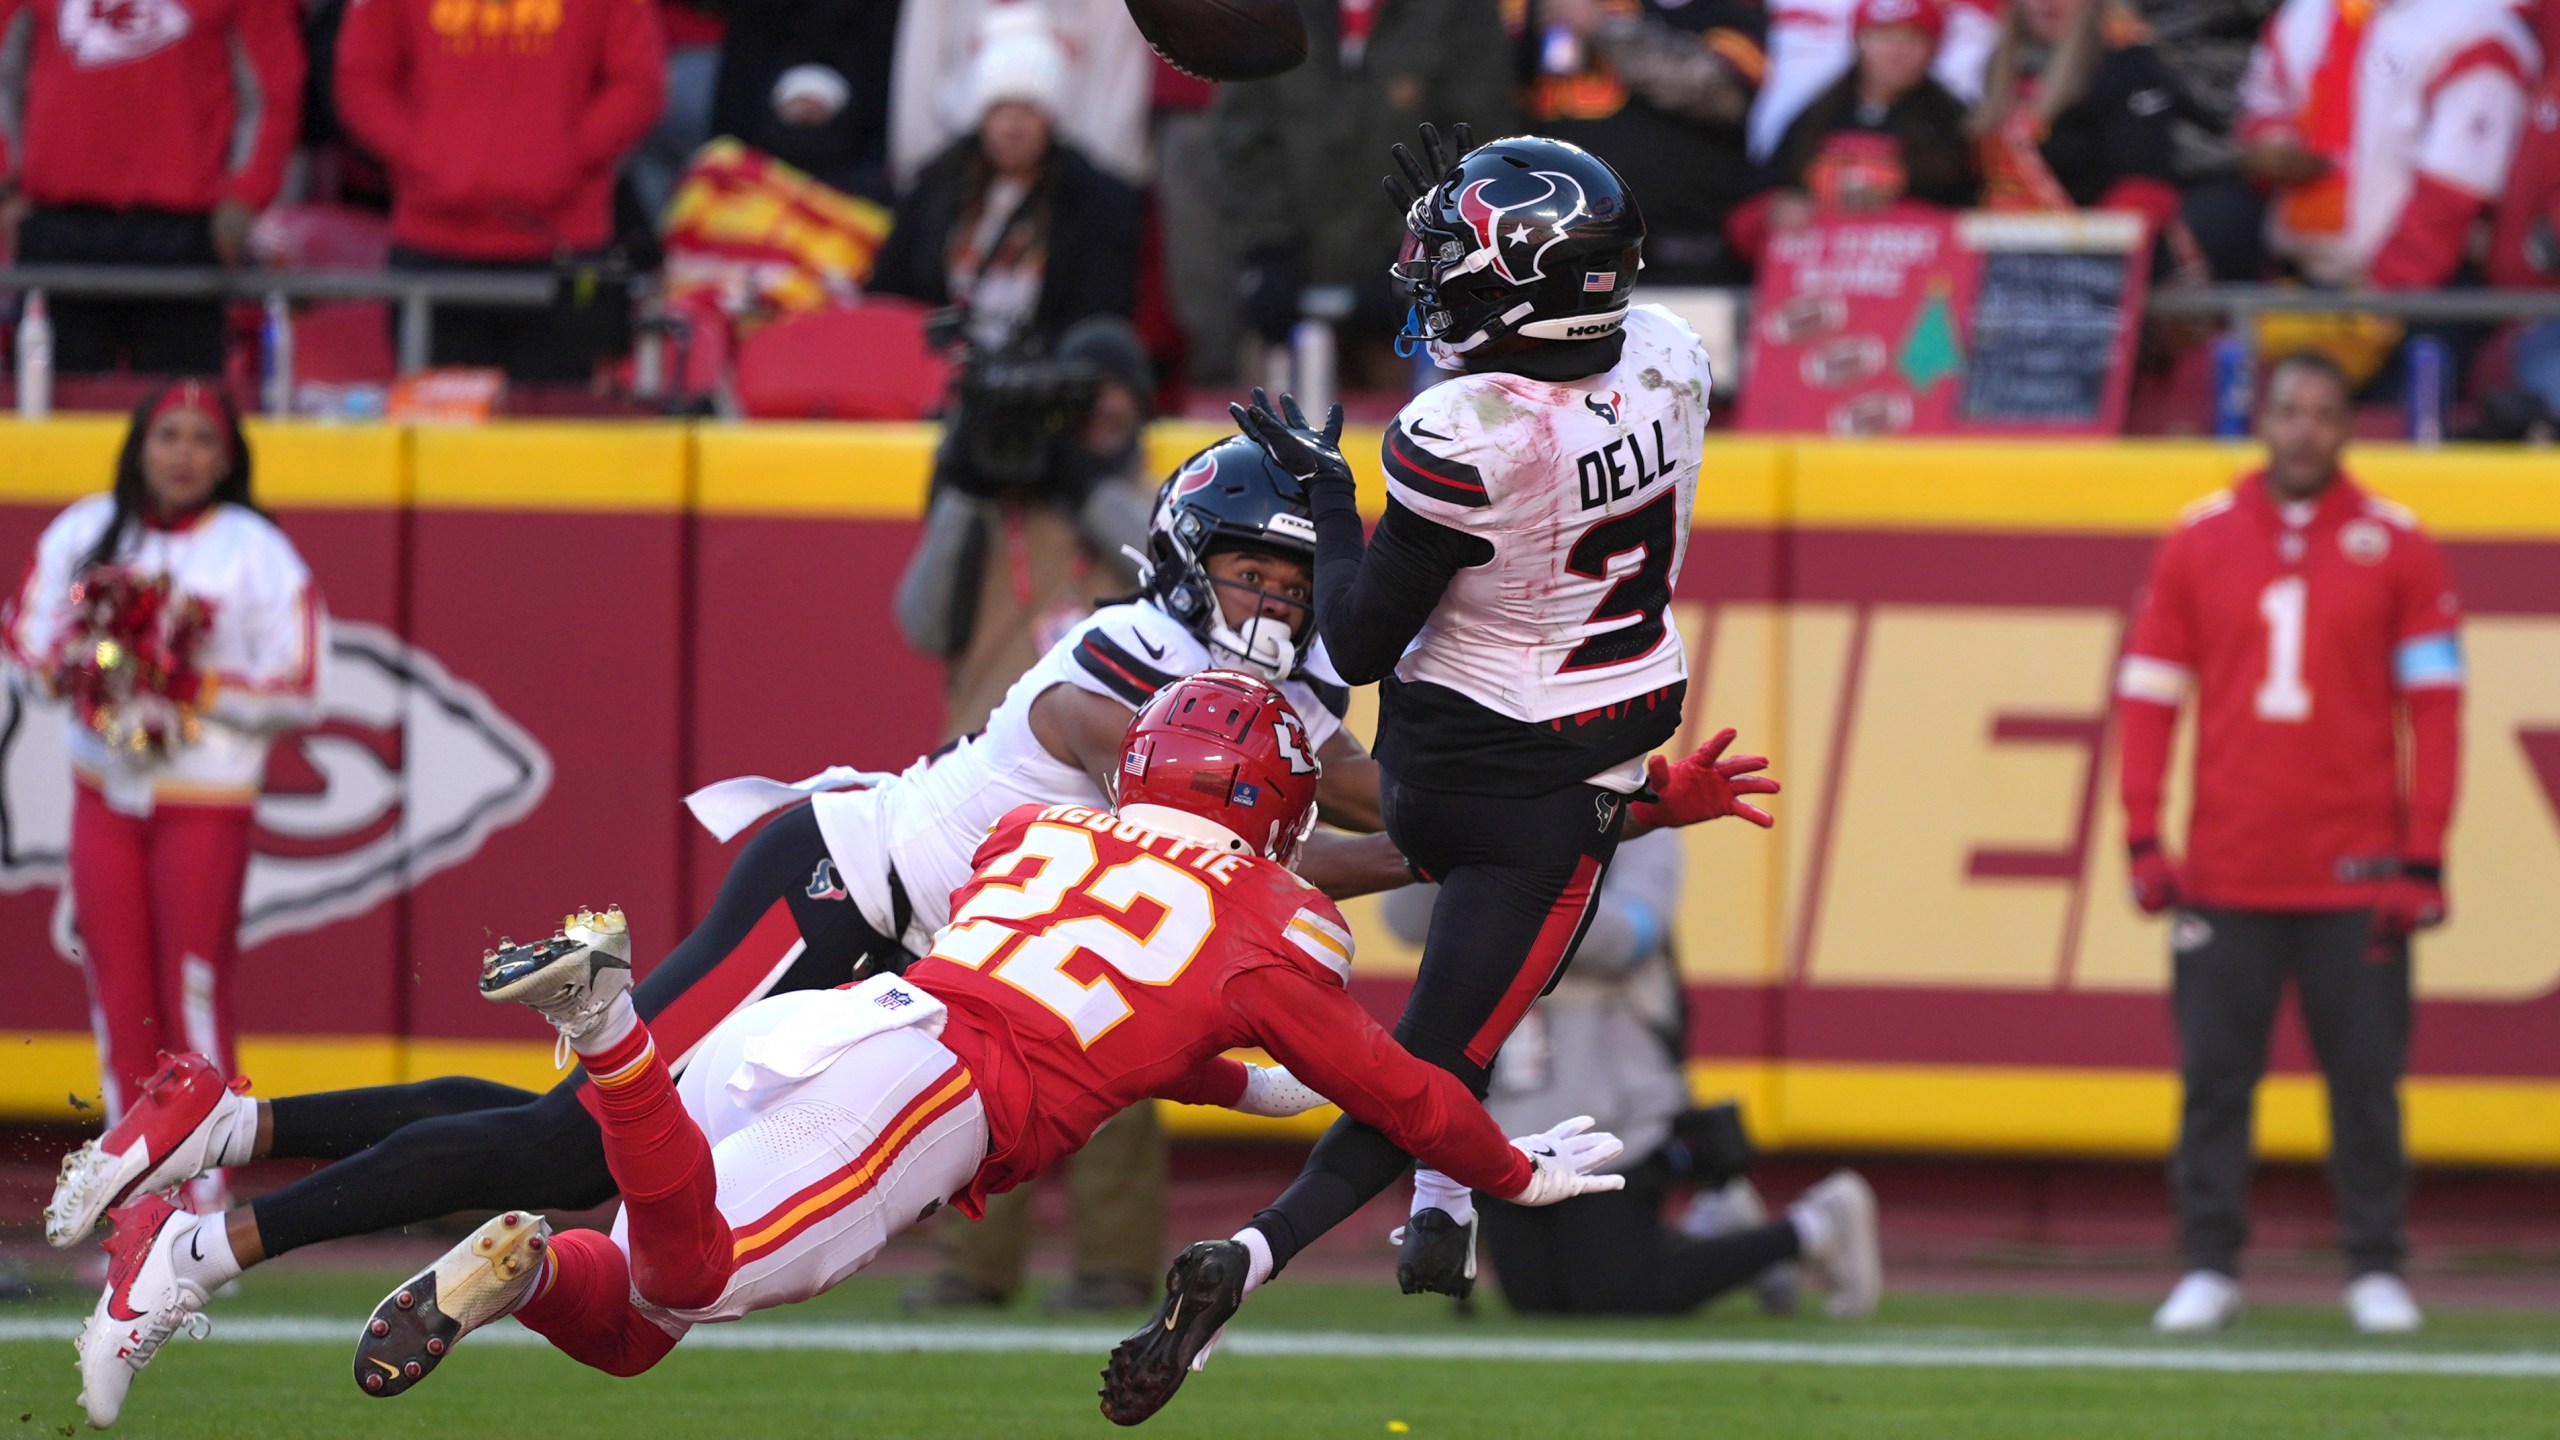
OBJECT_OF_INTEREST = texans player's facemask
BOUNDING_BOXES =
[1201,556,1309,680]
[1137,437,1318,681]
[1387,132,1645,358]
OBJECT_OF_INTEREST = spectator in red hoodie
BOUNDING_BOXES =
[0,0,304,373]
[334,0,664,380]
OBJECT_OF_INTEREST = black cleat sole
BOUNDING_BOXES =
[1099,1241,1248,1426]
[353,1268,462,1399]
[1396,1208,1476,1299]
[353,1210,548,1399]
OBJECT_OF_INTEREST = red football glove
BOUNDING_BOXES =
[2126,839,2180,915]
[1628,728,1779,831]
[2369,859,2447,953]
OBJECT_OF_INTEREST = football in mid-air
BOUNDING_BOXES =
[1124,0,1309,82]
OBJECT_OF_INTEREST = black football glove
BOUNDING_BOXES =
[1229,387,1352,496]
[1381,121,1476,217]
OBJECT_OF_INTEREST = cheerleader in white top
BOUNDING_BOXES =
[2,381,325,1122]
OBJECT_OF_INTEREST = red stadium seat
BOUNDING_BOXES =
[732,299,951,420]
[255,203,397,384]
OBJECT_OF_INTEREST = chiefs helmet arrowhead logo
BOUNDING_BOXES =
[1452,170,1591,288]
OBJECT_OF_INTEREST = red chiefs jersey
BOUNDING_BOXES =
[2116,473,2463,910]
[906,803,1533,1213]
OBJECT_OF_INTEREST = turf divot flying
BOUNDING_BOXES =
[4,1317,2557,1379]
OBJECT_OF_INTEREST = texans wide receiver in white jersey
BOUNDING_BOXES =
[1373,300,1708,794]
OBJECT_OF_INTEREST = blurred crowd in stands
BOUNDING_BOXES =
[1,0,2557,434]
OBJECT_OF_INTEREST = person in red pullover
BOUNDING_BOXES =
[0,0,303,372]
[2115,351,2463,1339]
[333,0,663,380]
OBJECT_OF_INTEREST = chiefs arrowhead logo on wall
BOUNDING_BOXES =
[0,621,552,950]
[57,0,194,69]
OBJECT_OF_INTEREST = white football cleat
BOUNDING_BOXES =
[2153,1270,2243,1333]
[2345,1273,2422,1335]
[478,907,633,1057]
[1793,1169,1882,1320]
[76,1195,214,1429]
[47,1052,250,1249]
[353,1210,554,1399]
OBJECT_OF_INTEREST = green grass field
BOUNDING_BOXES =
[4,1267,2557,1440]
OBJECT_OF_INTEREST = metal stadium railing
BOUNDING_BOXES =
[0,264,573,376]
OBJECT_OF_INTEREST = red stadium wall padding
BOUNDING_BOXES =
[5,421,2560,1166]
[680,516,949,924]
[396,508,690,1045]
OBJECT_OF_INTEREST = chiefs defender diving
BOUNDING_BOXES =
[340,672,1625,1406]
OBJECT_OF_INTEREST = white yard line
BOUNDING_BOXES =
[4,1317,2558,1378]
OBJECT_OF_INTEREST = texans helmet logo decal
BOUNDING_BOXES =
[1453,170,1590,287]
[1170,453,1219,499]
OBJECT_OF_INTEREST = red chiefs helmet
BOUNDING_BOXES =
[1117,670,1325,868]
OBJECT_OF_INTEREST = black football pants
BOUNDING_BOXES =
[1247,778,1626,1270]
[250,805,901,1256]
[15,207,225,374]
[1480,1155,1800,1315]
[2170,907,2411,1278]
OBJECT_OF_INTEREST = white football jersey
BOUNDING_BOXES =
[1377,304,1707,794]
[811,599,1345,951]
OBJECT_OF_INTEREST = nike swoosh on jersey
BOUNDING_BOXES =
[1409,421,1453,442]
[1383,422,1490,509]
[1074,629,1183,707]
[1137,633,1168,661]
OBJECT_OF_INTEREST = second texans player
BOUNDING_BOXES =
[1111,128,1793,1421]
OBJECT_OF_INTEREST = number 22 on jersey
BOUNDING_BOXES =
[925,822,1216,1046]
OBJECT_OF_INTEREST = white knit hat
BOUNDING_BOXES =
[970,4,1067,119]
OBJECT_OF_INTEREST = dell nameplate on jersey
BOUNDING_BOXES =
[1575,420,1676,511]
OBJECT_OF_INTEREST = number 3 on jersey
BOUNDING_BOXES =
[926,822,1215,1046]
[1561,491,1678,673]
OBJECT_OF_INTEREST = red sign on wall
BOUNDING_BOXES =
[1740,209,2150,437]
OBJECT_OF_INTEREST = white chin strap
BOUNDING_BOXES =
[1209,612,1299,681]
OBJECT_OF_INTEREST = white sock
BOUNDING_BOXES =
[1411,1167,1476,1228]
[569,993,641,1057]
[209,1095,263,1168]
[1789,1200,1833,1256]
[513,1252,556,1317]
[1231,1226,1275,1296]
[172,1213,244,1293]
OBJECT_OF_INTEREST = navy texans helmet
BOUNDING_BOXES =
[1388,131,1645,355]
[1139,435,1318,681]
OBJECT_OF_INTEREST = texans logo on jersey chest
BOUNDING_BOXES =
[1575,420,1676,512]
